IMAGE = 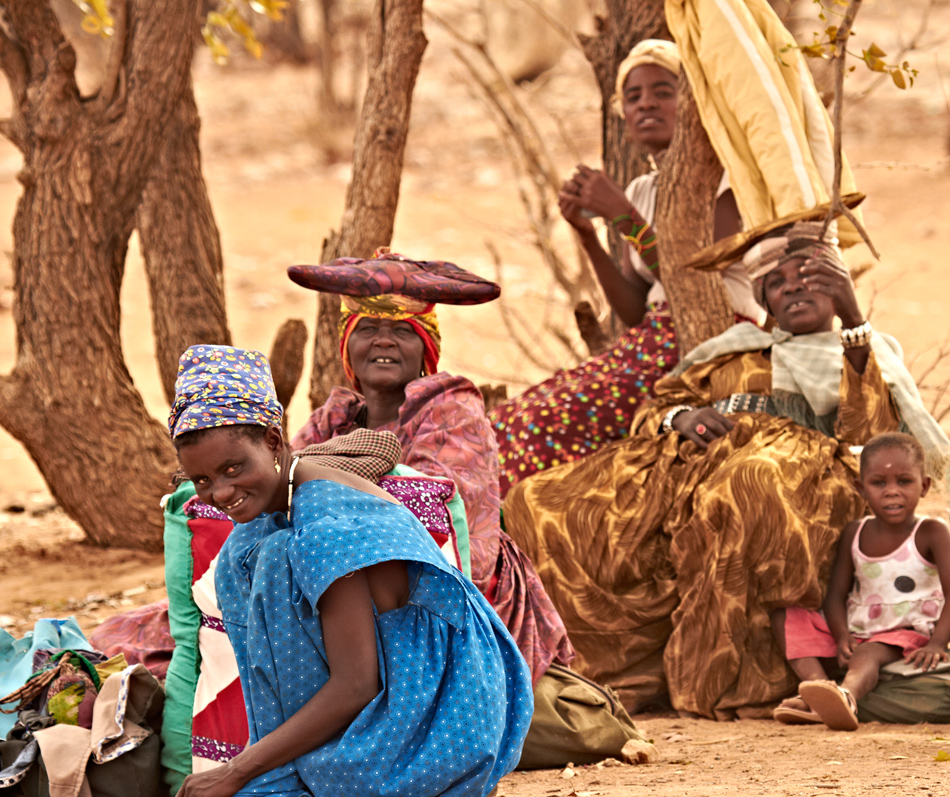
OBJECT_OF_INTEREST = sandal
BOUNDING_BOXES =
[799,680,859,731]
[773,695,822,725]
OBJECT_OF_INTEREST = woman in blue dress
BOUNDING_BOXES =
[169,345,533,797]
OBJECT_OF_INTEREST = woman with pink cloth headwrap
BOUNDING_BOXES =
[290,252,575,687]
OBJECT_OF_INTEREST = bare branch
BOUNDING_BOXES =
[823,0,880,258]
[516,0,581,50]
[0,2,78,151]
[853,157,950,172]
[545,322,585,362]
[486,239,572,372]
[459,64,594,306]
[910,327,950,386]
[428,8,563,190]
[96,0,128,110]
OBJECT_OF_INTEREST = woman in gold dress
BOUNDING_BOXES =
[502,214,949,720]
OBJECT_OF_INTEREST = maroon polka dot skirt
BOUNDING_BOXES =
[490,304,679,497]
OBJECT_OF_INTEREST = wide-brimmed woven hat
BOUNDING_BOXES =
[287,249,500,305]
[686,192,866,271]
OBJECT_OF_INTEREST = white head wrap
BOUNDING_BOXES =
[743,220,842,308]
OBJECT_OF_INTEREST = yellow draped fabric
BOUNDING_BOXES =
[665,0,863,246]
[502,351,900,719]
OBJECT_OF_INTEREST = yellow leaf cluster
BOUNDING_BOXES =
[785,3,919,92]
[72,0,114,39]
[201,0,287,65]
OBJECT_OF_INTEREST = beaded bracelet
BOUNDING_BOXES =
[611,213,632,228]
[623,225,659,269]
[839,320,872,349]
[660,404,694,435]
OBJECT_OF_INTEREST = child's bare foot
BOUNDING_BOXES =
[773,694,822,725]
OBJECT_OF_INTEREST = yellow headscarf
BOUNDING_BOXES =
[613,39,681,117]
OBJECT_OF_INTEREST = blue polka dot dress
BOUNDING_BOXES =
[215,479,533,796]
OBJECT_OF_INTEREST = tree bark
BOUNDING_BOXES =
[308,0,427,408]
[270,318,308,435]
[137,73,232,404]
[655,72,733,353]
[0,0,198,550]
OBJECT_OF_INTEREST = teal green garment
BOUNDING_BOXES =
[389,464,471,579]
[160,481,199,795]
[0,617,92,737]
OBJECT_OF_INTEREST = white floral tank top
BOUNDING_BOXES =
[847,516,944,638]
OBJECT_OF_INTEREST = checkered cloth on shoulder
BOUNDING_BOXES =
[293,428,401,484]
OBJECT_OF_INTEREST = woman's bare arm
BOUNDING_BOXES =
[178,573,382,797]
[558,180,650,328]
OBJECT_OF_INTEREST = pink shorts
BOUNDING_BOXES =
[783,607,931,659]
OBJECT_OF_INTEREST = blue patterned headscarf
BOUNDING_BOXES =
[169,345,283,439]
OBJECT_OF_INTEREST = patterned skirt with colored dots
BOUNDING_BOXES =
[489,304,678,498]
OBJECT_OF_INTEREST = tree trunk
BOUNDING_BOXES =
[137,74,232,404]
[0,0,198,550]
[317,0,339,113]
[308,0,427,408]
[655,74,733,353]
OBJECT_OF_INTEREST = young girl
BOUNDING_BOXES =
[773,432,950,730]
[170,345,533,797]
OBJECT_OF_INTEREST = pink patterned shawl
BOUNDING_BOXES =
[291,371,573,684]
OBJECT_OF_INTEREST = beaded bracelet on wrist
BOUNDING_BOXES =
[623,226,659,269]
[611,213,632,228]
[839,320,872,349]
[660,404,694,435]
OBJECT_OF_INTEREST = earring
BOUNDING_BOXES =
[274,458,281,475]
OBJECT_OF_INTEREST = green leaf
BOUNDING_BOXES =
[891,69,906,89]
[867,42,887,58]
[934,750,950,762]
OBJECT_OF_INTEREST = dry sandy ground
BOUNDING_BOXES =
[2,1,950,793]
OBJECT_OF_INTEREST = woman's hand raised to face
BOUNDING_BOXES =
[799,244,865,330]
[671,407,734,449]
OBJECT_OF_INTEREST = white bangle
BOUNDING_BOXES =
[839,320,872,349]
[660,405,694,435]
